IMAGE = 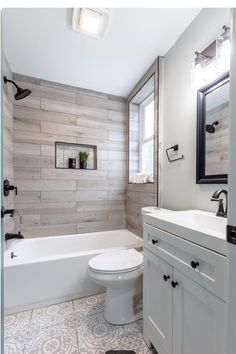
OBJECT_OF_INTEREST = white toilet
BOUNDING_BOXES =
[88,248,143,325]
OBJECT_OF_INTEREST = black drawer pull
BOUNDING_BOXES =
[152,239,158,245]
[163,275,170,282]
[171,281,178,288]
[190,261,199,269]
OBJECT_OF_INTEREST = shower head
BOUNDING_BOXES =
[205,121,219,134]
[3,76,31,100]
[14,87,31,100]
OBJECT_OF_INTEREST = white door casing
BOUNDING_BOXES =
[227,8,236,354]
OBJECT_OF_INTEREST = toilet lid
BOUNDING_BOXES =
[89,249,143,273]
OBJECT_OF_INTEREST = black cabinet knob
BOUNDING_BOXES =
[171,281,178,288]
[163,275,170,282]
[152,239,158,245]
[190,261,199,269]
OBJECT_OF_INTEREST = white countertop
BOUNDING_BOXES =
[142,208,227,256]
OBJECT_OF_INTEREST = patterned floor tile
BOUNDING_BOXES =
[4,310,32,338]
[76,311,132,354]
[4,294,152,354]
[129,334,156,354]
[74,293,105,318]
[4,337,25,354]
[30,301,74,329]
[24,322,78,354]
[123,319,143,338]
[123,320,157,354]
[4,310,31,354]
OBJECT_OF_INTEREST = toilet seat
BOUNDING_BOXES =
[88,248,143,274]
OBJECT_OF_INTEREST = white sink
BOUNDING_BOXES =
[143,209,227,255]
[160,210,227,237]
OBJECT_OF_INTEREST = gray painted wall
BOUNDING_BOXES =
[162,8,230,212]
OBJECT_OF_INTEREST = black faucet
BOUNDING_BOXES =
[5,231,24,241]
[211,189,228,218]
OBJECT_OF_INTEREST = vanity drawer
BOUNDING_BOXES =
[144,223,227,301]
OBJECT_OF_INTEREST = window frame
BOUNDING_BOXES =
[139,93,155,175]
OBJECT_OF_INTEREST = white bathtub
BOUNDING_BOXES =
[4,229,143,314]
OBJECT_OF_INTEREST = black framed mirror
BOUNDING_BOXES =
[196,72,229,184]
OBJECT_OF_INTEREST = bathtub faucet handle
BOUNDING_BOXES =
[11,252,17,259]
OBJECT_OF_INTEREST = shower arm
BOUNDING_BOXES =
[3,76,21,90]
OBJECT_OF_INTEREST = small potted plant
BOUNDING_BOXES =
[78,151,89,169]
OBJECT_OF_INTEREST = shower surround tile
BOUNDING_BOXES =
[13,73,127,238]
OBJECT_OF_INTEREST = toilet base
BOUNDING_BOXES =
[104,283,143,325]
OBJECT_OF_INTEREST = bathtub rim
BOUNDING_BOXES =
[4,229,143,267]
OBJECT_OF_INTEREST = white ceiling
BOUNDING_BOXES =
[2,8,201,97]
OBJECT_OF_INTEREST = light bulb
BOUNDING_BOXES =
[192,61,206,89]
[204,59,219,85]
[216,26,231,74]
[217,40,230,73]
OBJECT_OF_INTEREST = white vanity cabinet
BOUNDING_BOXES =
[143,223,227,354]
[144,249,173,354]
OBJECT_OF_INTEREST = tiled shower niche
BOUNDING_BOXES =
[55,142,97,170]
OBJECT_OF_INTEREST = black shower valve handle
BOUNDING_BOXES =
[3,179,18,196]
[8,185,17,195]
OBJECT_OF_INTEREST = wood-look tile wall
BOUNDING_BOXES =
[13,74,127,238]
[3,53,15,234]
[126,60,159,236]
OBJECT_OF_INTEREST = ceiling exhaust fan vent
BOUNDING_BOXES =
[72,8,110,39]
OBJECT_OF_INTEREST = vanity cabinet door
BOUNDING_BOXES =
[172,269,226,354]
[143,249,173,354]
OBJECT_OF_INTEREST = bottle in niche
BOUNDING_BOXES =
[68,158,76,169]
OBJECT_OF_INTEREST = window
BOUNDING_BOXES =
[139,94,154,176]
[128,74,155,184]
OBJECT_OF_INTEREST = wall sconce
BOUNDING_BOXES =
[192,25,230,89]
[216,25,230,73]
[192,52,212,89]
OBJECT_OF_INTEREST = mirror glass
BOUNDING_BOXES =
[128,75,155,183]
[205,81,229,176]
[196,73,229,184]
